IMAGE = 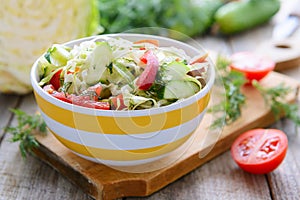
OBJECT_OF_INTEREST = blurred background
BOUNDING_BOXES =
[0,0,298,94]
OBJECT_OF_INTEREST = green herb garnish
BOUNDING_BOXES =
[209,54,300,130]
[107,62,113,74]
[6,109,47,158]
[253,80,300,126]
[44,52,51,63]
[208,55,246,129]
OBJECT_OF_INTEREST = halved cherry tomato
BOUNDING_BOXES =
[230,51,275,84]
[50,69,63,90]
[231,128,288,174]
[136,50,159,90]
[110,94,127,110]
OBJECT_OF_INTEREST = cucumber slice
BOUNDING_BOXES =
[104,61,135,85]
[37,56,59,77]
[184,75,202,88]
[83,42,113,85]
[114,62,135,83]
[164,61,190,80]
[163,80,200,99]
[38,67,62,87]
[46,44,70,66]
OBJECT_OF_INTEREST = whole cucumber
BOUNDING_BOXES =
[215,0,280,34]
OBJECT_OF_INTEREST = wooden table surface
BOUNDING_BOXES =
[1,3,300,200]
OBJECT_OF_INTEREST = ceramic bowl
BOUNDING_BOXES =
[31,33,215,166]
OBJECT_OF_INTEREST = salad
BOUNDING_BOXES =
[37,37,210,110]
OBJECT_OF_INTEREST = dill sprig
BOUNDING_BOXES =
[253,80,300,126]
[208,55,246,129]
[6,109,47,158]
[209,54,300,130]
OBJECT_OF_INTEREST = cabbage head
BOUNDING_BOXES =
[0,0,101,94]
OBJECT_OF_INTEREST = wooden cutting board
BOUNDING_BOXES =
[33,72,299,200]
[255,38,300,71]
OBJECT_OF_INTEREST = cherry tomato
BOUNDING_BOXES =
[136,50,159,90]
[231,128,288,174]
[230,52,275,83]
[49,69,63,90]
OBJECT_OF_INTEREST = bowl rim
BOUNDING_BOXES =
[31,33,215,117]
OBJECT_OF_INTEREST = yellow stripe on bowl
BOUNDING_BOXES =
[49,128,196,161]
[34,91,210,134]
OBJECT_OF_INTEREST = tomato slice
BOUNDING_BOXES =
[50,69,63,90]
[51,92,72,103]
[110,94,127,110]
[136,50,159,90]
[43,84,72,103]
[73,99,110,110]
[69,94,110,110]
[43,84,55,94]
[43,84,110,110]
[231,128,288,174]
[139,50,152,64]
[83,84,103,101]
[87,84,102,97]
[230,52,275,83]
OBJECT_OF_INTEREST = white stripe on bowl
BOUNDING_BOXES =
[40,109,206,150]
[70,130,197,167]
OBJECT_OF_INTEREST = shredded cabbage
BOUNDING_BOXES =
[37,37,210,110]
[0,0,101,94]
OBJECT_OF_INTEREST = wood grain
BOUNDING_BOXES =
[128,151,272,200]
[0,94,19,138]
[0,94,90,200]
[267,140,300,200]
[256,39,300,71]
[267,117,300,200]
[30,72,299,200]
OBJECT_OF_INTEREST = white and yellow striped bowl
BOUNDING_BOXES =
[31,34,215,167]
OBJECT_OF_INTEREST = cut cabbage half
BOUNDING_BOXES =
[0,0,101,94]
